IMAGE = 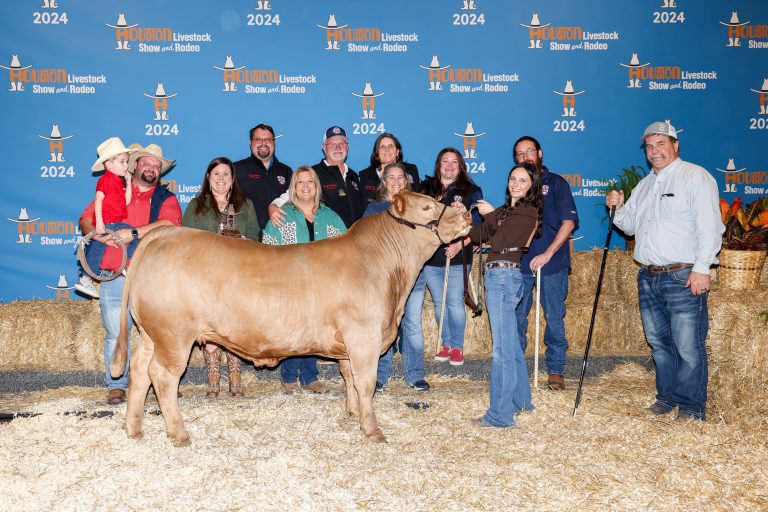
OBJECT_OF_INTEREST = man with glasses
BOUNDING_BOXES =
[512,135,579,391]
[234,123,293,231]
[270,125,364,228]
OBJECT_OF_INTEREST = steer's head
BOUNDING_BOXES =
[391,190,472,245]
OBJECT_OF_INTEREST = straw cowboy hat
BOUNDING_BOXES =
[127,143,176,175]
[91,137,136,172]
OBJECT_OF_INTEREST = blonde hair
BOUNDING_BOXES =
[288,165,322,212]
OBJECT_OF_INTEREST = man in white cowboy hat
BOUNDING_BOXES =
[79,142,182,405]
[233,123,292,232]
[606,120,724,422]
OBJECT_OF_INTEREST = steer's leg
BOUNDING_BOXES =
[149,337,194,447]
[338,359,360,417]
[346,332,386,443]
[124,328,155,439]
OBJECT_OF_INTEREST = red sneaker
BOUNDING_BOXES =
[434,346,451,362]
[449,348,464,366]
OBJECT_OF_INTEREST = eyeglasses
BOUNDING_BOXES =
[324,142,348,150]
[251,137,275,144]
[515,148,536,159]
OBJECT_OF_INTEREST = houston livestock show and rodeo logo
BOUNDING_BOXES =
[350,83,386,136]
[1,54,104,95]
[106,12,212,53]
[418,54,518,94]
[452,122,486,174]
[212,56,317,95]
[142,82,181,138]
[717,158,768,196]
[316,14,418,53]
[618,52,717,91]
[720,11,768,48]
[5,207,78,247]
[520,12,619,51]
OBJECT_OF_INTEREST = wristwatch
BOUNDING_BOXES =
[131,228,139,240]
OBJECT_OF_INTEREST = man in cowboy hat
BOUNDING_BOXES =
[606,120,723,422]
[79,142,182,405]
[233,123,293,231]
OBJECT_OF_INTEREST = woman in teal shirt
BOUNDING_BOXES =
[262,165,346,393]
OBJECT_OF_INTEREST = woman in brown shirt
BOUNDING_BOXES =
[471,161,542,428]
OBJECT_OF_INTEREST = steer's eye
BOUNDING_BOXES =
[422,205,431,211]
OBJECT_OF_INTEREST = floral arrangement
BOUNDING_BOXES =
[719,196,768,251]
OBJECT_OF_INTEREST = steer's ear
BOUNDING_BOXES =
[393,193,406,216]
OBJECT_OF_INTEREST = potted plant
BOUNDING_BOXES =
[717,196,768,289]
[603,165,647,251]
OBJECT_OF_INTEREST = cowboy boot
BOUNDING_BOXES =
[225,351,244,397]
[49,153,57,162]
[154,111,162,121]
[203,347,222,398]
[57,153,65,162]
[161,110,169,120]
[369,110,376,119]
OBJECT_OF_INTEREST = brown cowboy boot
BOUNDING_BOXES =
[225,351,244,397]
[203,347,222,398]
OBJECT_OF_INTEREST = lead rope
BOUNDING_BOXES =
[76,229,128,281]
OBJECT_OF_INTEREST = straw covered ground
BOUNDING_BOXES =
[1,364,766,511]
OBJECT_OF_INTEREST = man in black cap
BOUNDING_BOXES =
[270,126,364,228]
[233,123,292,231]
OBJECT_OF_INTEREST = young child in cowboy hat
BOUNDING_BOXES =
[74,137,139,299]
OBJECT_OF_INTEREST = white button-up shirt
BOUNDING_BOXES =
[613,158,725,274]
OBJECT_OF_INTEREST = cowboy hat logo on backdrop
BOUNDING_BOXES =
[718,11,768,48]
[717,159,767,196]
[38,124,73,163]
[419,55,516,94]
[212,56,315,95]
[144,83,177,121]
[45,274,75,301]
[106,12,210,53]
[352,83,384,120]
[619,52,717,91]
[6,208,77,246]
[520,13,617,51]
[316,14,414,53]
[750,78,768,115]
[553,80,585,118]
[453,122,486,160]
[1,54,108,95]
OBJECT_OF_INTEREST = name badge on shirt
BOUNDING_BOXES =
[338,189,346,197]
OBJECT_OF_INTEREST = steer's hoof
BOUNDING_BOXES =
[168,433,191,447]
[365,429,387,443]
[126,430,144,440]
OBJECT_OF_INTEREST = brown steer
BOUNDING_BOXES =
[111,191,471,446]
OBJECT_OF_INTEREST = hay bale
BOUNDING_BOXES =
[706,288,768,422]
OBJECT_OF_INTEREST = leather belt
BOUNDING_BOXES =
[484,260,521,271]
[641,263,693,275]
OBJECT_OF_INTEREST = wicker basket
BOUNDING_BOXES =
[717,249,767,290]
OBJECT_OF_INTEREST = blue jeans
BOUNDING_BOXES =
[280,357,319,385]
[84,221,139,276]
[100,275,131,390]
[515,267,569,375]
[378,272,427,386]
[638,267,708,419]
[481,268,533,427]
[423,264,468,349]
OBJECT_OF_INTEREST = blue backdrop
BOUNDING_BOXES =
[1,0,766,301]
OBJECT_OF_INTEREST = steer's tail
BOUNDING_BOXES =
[109,226,170,379]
